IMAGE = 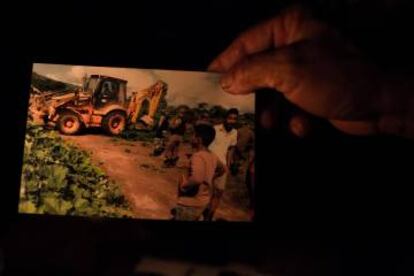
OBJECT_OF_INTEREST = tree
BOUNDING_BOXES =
[209,105,227,120]
[198,102,209,110]
[240,112,255,127]
[176,104,190,112]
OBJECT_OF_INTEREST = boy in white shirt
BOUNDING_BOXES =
[204,108,239,220]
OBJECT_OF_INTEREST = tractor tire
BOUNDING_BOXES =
[57,111,82,135]
[102,110,126,135]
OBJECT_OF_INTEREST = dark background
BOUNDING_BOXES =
[2,0,414,275]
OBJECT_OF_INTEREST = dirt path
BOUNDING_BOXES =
[61,134,250,221]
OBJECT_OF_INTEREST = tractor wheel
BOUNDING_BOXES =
[102,111,126,135]
[57,111,82,135]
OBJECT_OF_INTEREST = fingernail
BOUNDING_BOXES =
[220,73,234,91]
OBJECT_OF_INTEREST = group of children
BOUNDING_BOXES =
[150,107,254,221]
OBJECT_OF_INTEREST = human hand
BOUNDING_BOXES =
[209,5,414,138]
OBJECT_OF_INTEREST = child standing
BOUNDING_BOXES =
[172,124,225,221]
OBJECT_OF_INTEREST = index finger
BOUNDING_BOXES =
[208,5,327,73]
[208,18,279,72]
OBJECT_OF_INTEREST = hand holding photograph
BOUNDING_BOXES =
[20,63,255,222]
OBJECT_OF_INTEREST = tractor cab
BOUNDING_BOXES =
[84,75,128,109]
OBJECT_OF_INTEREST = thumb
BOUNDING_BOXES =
[329,120,379,136]
[219,47,299,95]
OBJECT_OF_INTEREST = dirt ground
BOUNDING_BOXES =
[61,133,251,222]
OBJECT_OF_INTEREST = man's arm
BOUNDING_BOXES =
[226,132,238,167]
[226,146,236,168]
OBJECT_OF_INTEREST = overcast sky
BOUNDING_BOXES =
[33,63,254,113]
